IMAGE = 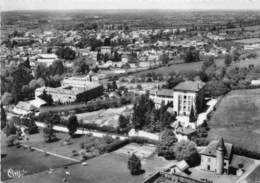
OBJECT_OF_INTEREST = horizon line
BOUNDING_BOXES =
[3,8,260,12]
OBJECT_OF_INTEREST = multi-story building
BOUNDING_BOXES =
[149,81,205,116]
[173,81,205,116]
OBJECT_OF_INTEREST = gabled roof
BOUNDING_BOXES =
[174,81,205,92]
[15,101,35,111]
[200,139,233,160]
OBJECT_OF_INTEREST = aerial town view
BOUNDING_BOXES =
[1,0,260,183]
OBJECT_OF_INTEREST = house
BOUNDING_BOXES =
[200,137,233,174]
[37,53,58,66]
[13,101,35,116]
[173,81,205,117]
[100,46,112,55]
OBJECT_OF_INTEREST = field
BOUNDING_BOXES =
[5,150,173,183]
[1,133,75,181]
[133,53,260,77]
[208,89,260,152]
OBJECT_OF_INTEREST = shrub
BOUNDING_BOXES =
[128,154,142,175]
[105,139,129,152]
[233,146,260,160]
[130,136,158,145]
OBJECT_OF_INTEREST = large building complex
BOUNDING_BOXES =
[35,76,103,103]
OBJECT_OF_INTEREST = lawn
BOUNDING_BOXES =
[5,152,173,183]
[20,131,123,161]
[208,89,260,152]
[1,134,75,181]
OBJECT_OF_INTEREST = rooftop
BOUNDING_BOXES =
[157,89,173,97]
[175,127,196,135]
[174,81,205,92]
[200,139,233,160]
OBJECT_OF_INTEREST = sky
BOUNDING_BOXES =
[2,0,260,11]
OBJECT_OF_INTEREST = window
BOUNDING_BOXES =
[208,157,211,162]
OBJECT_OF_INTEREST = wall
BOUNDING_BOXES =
[128,129,159,141]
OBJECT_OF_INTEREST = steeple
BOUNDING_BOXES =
[217,137,225,151]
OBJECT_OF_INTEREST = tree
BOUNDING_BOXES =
[49,60,64,76]
[21,116,38,134]
[112,80,117,91]
[38,90,53,105]
[1,105,7,129]
[224,54,232,67]
[173,140,200,167]
[118,115,129,134]
[67,115,79,137]
[43,123,56,143]
[1,92,13,105]
[160,52,169,65]
[56,47,76,60]
[34,64,49,79]
[23,57,31,69]
[204,80,230,97]
[189,105,197,123]
[73,58,90,74]
[127,154,142,175]
[184,47,200,63]
[157,129,177,159]
[11,64,33,103]
[4,121,17,136]
[201,56,215,71]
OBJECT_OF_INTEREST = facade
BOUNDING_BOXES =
[37,53,58,66]
[100,46,112,55]
[173,81,205,116]
[149,89,174,109]
[61,76,95,88]
[200,137,233,174]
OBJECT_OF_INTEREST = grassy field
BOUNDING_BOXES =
[208,89,260,152]
[133,54,260,77]
[5,152,172,183]
[1,133,75,181]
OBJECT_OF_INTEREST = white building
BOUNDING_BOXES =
[173,81,205,116]
[37,53,58,66]
[149,89,174,109]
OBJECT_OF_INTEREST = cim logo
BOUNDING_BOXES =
[7,168,27,178]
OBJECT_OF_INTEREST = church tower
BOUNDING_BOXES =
[216,137,225,174]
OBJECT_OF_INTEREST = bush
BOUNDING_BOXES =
[130,136,158,145]
[233,146,260,160]
[105,139,129,152]
[6,135,18,147]
[128,154,142,175]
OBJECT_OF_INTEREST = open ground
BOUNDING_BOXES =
[208,88,260,152]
